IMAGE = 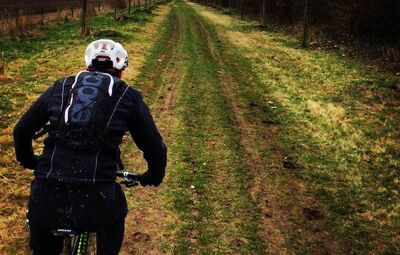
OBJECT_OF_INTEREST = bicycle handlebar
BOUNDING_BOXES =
[116,171,140,180]
[116,171,141,187]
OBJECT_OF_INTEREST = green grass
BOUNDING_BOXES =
[0,6,166,254]
[191,2,400,253]
[170,5,265,252]
[271,45,400,254]
[130,1,266,253]
[0,9,157,128]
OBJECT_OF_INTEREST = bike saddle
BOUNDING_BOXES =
[51,228,78,237]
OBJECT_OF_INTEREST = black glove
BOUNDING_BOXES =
[139,171,164,187]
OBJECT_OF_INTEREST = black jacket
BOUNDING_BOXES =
[13,71,167,183]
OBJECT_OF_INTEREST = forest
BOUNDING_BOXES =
[196,0,400,68]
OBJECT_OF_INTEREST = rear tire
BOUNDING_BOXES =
[69,232,96,255]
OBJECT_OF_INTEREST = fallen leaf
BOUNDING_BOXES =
[362,155,371,162]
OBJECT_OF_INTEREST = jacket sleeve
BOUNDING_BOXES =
[127,89,167,180]
[13,85,54,169]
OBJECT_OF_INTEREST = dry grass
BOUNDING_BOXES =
[208,17,390,162]
[0,4,116,36]
[194,6,232,26]
[0,44,88,255]
[191,1,400,253]
[0,4,172,253]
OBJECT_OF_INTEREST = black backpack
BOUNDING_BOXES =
[55,71,121,151]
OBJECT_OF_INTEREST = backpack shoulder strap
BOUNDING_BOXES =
[57,73,84,124]
[35,75,76,140]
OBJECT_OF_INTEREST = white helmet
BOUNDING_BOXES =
[85,39,128,71]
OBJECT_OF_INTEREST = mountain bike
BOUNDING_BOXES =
[50,171,141,255]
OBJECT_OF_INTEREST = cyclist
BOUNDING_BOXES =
[13,39,167,255]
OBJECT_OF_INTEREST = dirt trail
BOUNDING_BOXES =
[1,0,348,254]
[120,0,343,253]
[121,2,266,253]
[191,6,341,254]
[188,2,343,254]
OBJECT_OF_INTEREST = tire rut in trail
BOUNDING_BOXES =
[134,10,182,100]
[188,2,342,254]
[120,6,187,255]
[164,2,267,254]
[191,11,290,254]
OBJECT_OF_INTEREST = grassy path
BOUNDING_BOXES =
[122,1,341,254]
[122,1,399,254]
[1,0,399,254]
[189,2,400,254]
[122,2,267,253]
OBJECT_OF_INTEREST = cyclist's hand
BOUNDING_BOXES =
[139,171,163,187]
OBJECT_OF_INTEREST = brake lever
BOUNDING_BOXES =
[120,179,139,187]
[117,170,141,187]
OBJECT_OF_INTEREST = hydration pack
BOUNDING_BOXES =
[55,71,120,151]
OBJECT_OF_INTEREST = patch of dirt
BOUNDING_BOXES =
[132,232,151,242]
[282,157,299,170]
[303,208,323,221]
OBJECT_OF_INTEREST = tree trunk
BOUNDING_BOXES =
[41,8,45,25]
[128,0,131,14]
[301,0,310,47]
[0,52,5,76]
[80,0,89,37]
[114,0,117,20]
[260,0,267,27]
[240,0,244,19]
[15,8,20,31]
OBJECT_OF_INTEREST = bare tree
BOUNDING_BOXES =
[0,52,6,76]
[41,8,45,25]
[80,0,89,37]
[15,8,20,31]
[301,0,310,47]
[114,0,117,20]
[260,0,267,27]
[240,0,245,19]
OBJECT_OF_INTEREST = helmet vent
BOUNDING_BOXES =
[84,39,128,71]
